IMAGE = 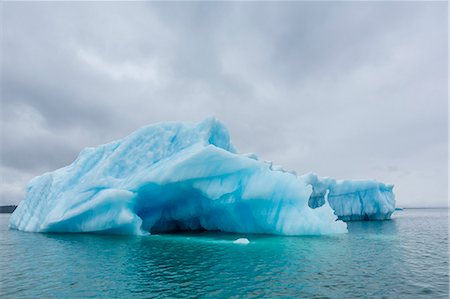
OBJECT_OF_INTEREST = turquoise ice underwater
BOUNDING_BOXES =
[10,118,394,235]
[0,209,448,298]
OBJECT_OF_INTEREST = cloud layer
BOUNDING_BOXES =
[1,1,448,207]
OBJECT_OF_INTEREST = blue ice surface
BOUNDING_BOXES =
[302,173,395,221]
[9,118,395,235]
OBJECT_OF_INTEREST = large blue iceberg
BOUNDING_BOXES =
[9,118,395,235]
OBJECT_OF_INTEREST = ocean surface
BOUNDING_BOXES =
[0,209,448,298]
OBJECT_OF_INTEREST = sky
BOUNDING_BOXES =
[0,1,448,208]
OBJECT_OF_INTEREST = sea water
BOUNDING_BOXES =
[0,209,448,298]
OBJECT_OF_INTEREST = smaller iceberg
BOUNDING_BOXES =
[302,173,395,221]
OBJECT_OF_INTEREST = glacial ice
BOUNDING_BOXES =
[233,238,250,245]
[302,173,395,221]
[9,118,395,235]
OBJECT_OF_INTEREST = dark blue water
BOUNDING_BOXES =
[0,209,448,298]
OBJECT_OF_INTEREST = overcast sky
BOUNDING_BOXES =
[1,1,448,208]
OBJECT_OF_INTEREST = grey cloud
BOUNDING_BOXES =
[1,1,447,207]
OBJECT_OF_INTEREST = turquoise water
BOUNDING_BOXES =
[0,209,448,298]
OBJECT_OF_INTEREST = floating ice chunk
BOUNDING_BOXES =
[9,118,394,236]
[233,238,250,245]
[301,173,395,221]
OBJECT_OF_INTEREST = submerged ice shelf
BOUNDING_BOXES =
[10,118,395,235]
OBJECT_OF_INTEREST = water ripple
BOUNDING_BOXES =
[0,209,448,298]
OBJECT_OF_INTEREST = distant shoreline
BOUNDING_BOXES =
[0,205,447,215]
[400,207,449,210]
[0,205,17,213]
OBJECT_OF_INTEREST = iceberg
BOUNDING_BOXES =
[9,118,395,235]
[302,173,395,221]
